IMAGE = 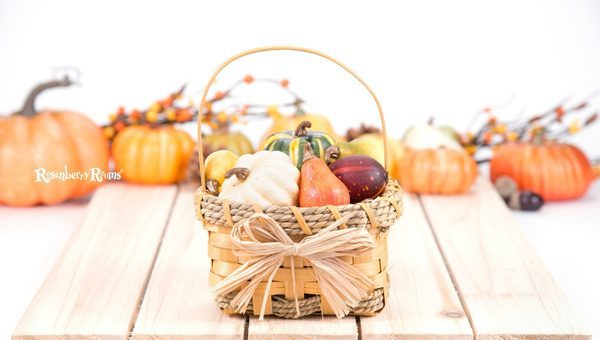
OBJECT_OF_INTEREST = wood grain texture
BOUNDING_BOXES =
[132,188,246,340]
[420,177,591,340]
[248,315,357,340]
[12,184,178,340]
[360,195,473,340]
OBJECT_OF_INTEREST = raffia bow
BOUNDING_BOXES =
[210,212,375,319]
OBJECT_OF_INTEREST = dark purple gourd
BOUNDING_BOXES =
[328,155,388,203]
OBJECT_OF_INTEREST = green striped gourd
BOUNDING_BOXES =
[261,121,336,169]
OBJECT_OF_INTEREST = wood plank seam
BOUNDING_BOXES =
[126,186,181,340]
[417,195,478,340]
[356,316,362,340]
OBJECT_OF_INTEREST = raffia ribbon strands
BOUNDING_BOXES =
[210,212,376,319]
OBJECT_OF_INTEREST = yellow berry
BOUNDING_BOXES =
[104,127,115,139]
[568,120,581,134]
[166,108,177,121]
[493,124,507,134]
[465,145,477,155]
[146,110,158,123]
[217,112,228,123]
[150,102,162,112]
[267,105,279,117]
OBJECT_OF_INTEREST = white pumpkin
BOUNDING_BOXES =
[218,151,300,207]
[403,124,462,150]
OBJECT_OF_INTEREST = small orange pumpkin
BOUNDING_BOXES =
[490,142,598,201]
[112,125,194,184]
[0,77,109,206]
[399,148,478,194]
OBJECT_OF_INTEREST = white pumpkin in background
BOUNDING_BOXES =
[219,151,300,207]
[403,124,462,150]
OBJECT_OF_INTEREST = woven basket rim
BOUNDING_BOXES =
[195,179,403,235]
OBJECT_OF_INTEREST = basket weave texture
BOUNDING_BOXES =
[195,180,403,317]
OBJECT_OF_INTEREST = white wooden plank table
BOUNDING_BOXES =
[1,178,596,339]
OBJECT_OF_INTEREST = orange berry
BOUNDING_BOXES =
[176,109,192,122]
[281,79,289,87]
[214,91,225,100]
[114,121,126,131]
[130,109,141,121]
[166,108,177,121]
[243,75,254,84]
[483,131,493,144]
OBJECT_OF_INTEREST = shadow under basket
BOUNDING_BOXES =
[194,180,403,318]
[193,46,403,318]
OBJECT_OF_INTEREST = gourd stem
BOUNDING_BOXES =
[593,164,600,180]
[225,168,250,182]
[294,121,312,137]
[325,145,340,164]
[20,76,74,116]
[206,179,220,195]
[303,143,316,162]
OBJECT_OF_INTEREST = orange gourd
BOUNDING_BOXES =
[399,148,478,194]
[112,125,194,184]
[490,142,599,201]
[299,143,350,207]
[0,77,109,206]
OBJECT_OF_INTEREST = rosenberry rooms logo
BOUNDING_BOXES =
[34,166,122,183]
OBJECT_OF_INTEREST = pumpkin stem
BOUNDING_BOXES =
[531,127,546,145]
[20,76,75,116]
[224,168,250,182]
[294,121,312,137]
[325,145,340,164]
[303,143,317,162]
[206,179,220,195]
[427,117,435,125]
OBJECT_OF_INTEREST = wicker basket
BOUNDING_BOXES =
[194,46,403,318]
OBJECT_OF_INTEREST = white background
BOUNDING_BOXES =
[1,0,599,156]
[1,0,600,337]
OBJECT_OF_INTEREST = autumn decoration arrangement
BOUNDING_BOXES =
[0,67,597,210]
[194,47,403,319]
[463,97,599,202]
[0,77,109,206]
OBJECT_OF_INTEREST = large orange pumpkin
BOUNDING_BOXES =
[112,125,194,184]
[399,148,478,194]
[0,77,109,206]
[490,142,598,201]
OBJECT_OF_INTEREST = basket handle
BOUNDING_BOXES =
[197,46,388,191]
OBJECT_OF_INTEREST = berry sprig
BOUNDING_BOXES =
[462,94,598,157]
[102,75,303,140]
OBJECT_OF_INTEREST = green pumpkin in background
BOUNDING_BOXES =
[261,121,336,169]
